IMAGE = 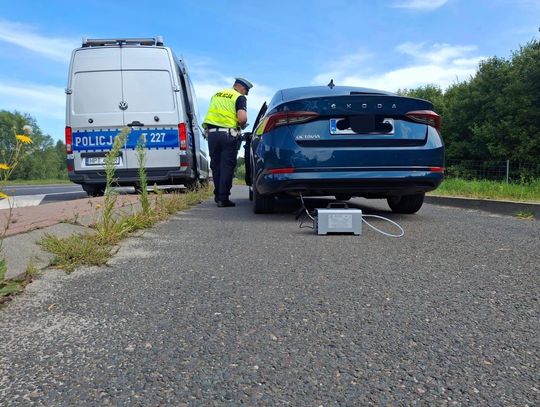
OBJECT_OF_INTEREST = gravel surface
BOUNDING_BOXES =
[1,186,539,405]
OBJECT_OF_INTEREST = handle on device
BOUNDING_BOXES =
[127,121,144,127]
[326,202,349,209]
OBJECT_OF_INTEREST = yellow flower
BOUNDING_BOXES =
[0,163,10,170]
[0,192,8,199]
[15,134,33,144]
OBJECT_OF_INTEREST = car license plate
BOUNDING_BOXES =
[330,118,394,135]
[85,156,120,166]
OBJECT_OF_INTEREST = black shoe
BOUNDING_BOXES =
[217,200,236,207]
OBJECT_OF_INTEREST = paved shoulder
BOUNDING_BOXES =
[1,186,539,405]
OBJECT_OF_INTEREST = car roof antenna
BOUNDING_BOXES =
[327,79,335,89]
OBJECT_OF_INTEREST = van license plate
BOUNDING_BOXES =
[86,156,119,166]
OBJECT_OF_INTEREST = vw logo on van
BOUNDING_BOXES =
[118,101,128,111]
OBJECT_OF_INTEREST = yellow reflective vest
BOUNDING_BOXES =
[203,88,241,128]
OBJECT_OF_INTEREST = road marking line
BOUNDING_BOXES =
[0,194,46,209]
[39,191,85,196]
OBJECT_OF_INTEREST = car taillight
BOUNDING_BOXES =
[65,126,72,154]
[178,123,187,150]
[405,110,441,132]
[262,111,319,133]
[429,167,445,173]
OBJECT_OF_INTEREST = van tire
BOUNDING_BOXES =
[253,186,274,214]
[82,184,105,197]
[199,178,209,188]
[184,179,200,191]
[387,193,425,214]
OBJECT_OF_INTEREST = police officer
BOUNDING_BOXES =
[203,78,253,207]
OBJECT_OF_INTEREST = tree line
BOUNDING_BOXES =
[398,37,540,168]
[0,111,67,180]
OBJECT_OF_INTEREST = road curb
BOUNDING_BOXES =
[425,195,539,219]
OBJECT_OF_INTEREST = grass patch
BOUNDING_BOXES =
[39,185,213,273]
[39,233,114,273]
[430,178,540,202]
[515,210,535,220]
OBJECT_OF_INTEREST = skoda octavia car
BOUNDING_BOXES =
[244,86,444,214]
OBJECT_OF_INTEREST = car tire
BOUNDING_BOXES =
[82,184,105,197]
[335,194,351,201]
[253,186,274,214]
[387,193,425,214]
[248,187,253,201]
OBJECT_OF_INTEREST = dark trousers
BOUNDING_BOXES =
[208,131,239,201]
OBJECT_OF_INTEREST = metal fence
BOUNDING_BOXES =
[445,159,540,182]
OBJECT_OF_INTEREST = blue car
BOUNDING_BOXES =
[244,86,444,214]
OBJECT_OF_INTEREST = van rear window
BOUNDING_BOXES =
[122,70,175,112]
[73,71,123,114]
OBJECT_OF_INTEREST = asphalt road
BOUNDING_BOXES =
[1,186,539,405]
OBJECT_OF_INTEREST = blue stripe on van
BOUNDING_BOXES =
[72,128,180,151]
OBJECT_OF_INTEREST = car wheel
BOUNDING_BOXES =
[82,184,105,197]
[335,194,351,201]
[249,187,253,201]
[387,193,425,214]
[253,186,274,214]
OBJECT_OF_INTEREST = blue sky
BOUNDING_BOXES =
[1,0,539,141]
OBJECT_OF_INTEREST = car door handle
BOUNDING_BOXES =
[127,121,144,127]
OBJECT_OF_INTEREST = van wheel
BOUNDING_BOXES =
[199,178,209,188]
[387,193,425,214]
[253,186,274,214]
[82,184,105,197]
[184,179,200,191]
[335,194,351,201]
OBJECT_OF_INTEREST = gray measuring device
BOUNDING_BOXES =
[315,203,362,235]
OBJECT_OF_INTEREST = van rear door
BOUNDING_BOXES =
[121,47,181,170]
[70,47,128,171]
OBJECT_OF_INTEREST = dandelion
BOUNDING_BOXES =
[0,192,8,200]
[0,164,10,170]
[15,135,33,144]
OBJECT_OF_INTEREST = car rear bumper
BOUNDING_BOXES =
[69,167,195,185]
[255,168,444,198]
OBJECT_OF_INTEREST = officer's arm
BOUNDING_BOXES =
[237,109,248,129]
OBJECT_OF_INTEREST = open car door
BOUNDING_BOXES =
[245,102,267,185]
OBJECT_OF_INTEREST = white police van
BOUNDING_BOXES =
[65,37,209,196]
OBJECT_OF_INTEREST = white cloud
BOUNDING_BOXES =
[0,20,77,61]
[313,43,485,92]
[0,80,65,118]
[391,0,449,10]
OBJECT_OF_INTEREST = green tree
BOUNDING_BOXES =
[0,111,67,180]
